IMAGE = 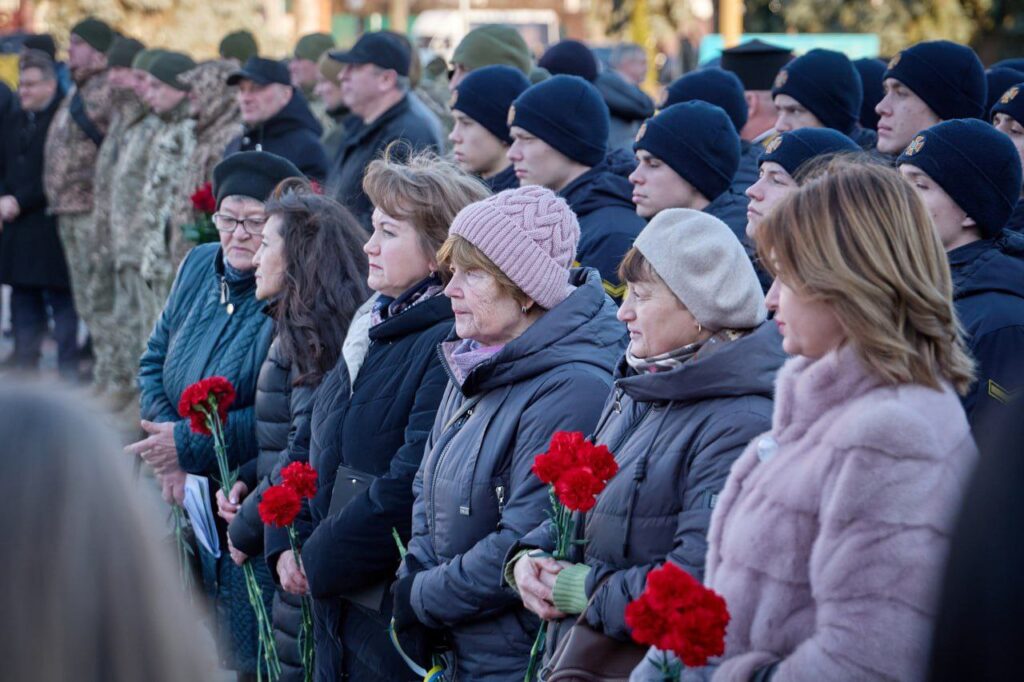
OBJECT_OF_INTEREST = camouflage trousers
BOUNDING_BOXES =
[57,212,116,389]
[109,265,163,399]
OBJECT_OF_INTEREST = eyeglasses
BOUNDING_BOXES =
[213,213,267,235]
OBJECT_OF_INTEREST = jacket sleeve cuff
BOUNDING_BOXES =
[503,549,532,592]
[552,562,591,615]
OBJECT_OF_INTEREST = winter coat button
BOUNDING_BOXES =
[756,436,778,463]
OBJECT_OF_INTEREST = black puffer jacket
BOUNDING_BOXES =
[515,322,785,658]
[228,335,317,682]
[301,285,453,681]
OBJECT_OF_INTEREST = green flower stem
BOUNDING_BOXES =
[288,527,315,682]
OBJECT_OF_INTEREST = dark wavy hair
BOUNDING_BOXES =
[264,179,370,386]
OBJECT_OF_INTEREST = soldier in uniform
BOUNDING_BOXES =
[42,17,117,379]
[107,49,164,409]
[139,52,198,320]
[169,60,243,266]
[90,36,145,400]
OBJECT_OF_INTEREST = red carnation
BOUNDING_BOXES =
[281,462,318,499]
[554,468,605,512]
[625,562,729,668]
[577,441,617,481]
[178,376,236,435]
[258,484,302,527]
[190,182,217,214]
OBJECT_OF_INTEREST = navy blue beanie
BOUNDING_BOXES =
[538,40,598,82]
[993,58,1024,73]
[853,58,886,131]
[633,101,740,201]
[986,67,1024,116]
[758,128,860,176]
[510,75,609,167]
[897,119,1022,237]
[453,65,531,144]
[663,68,748,133]
[883,41,986,120]
[990,79,1024,125]
[771,48,862,134]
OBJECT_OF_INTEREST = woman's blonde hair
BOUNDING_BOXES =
[757,159,975,394]
[363,146,490,281]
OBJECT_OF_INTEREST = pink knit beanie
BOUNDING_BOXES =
[449,185,580,309]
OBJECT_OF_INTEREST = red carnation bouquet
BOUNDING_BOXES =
[625,562,730,677]
[260,462,318,682]
[181,181,219,244]
[524,431,619,681]
[178,376,279,679]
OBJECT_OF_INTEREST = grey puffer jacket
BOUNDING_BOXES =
[517,322,785,651]
[403,268,626,681]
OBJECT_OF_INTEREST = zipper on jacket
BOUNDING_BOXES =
[220,277,234,315]
[495,485,506,518]
[621,404,675,559]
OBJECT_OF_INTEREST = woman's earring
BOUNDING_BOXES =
[521,305,529,315]
[697,322,703,333]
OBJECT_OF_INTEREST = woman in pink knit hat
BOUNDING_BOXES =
[633,160,977,681]
[389,184,626,681]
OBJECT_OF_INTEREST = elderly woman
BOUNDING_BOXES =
[389,185,626,681]
[297,152,488,681]
[744,127,859,241]
[217,179,369,682]
[637,161,978,680]
[510,209,786,673]
[132,151,303,678]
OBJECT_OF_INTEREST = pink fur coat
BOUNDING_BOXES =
[704,345,977,682]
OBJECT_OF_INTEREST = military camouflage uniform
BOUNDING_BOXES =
[139,99,197,324]
[89,88,146,397]
[107,107,162,400]
[42,64,114,359]
[169,60,242,267]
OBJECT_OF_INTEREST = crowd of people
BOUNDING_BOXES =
[2,13,1024,682]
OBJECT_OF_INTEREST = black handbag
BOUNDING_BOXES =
[327,464,389,612]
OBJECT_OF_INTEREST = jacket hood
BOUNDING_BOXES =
[560,157,637,219]
[615,321,786,403]
[182,60,241,133]
[447,268,626,395]
[951,231,1024,301]
[594,70,654,122]
[252,88,323,138]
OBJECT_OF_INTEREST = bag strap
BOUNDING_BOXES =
[69,90,104,146]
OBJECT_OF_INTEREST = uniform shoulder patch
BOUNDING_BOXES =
[988,380,1019,405]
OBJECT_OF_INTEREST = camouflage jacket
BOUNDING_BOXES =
[92,90,147,273]
[110,109,162,270]
[170,60,242,267]
[139,100,197,289]
[43,66,114,215]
